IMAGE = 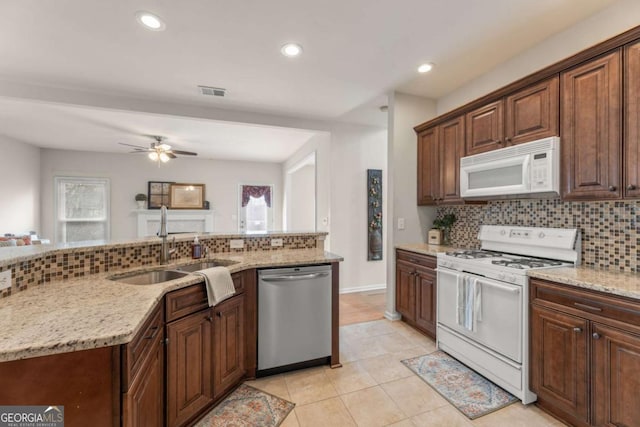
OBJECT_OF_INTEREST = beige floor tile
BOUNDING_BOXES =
[280,409,300,427]
[385,420,414,427]
[411,406,473,427]
[471,402,563,427]
[284,368,338,405]
[389,346,435,363]
[341,319,397,341]
[376,332,418,353]
[244,374,290,400]
[348,335,389,360]
[296,397,357,427]
[359,353,415,384]
[340,386,406,427]
[381,376,448,417]
[325,361,378,394]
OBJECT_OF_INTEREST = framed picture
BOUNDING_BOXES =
[147,181,174,209]
[170,183,205,209]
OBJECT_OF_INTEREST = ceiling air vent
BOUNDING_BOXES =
[198,85,227,97]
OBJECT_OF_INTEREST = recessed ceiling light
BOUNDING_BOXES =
[135,11,166,31]
[281,43,303,57]
[418,63,434,73]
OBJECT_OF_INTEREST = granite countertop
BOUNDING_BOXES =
[0,249,343,363]
[395,243,461,257]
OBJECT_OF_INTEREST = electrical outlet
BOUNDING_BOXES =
[229,239,244,249]
[271,238,283,247]
[0,270,11,291]
[398,218,405,230]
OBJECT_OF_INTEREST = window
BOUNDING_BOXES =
[239,185,273,233]
[55,177,110,243]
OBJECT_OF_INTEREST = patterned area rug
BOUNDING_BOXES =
[402,350,518,419]
[195,384,295,427]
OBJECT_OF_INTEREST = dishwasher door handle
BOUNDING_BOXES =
[261,272,330,282]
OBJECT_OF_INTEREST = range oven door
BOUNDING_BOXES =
[437,268,522,362]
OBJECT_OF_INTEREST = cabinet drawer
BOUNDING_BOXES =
[122,302,163,391]
[165,272,245,322]
[396,250,436,269]
[531,279,640,326]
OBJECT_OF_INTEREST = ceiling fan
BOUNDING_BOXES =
[119,136,197,165]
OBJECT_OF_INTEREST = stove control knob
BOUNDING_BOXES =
[498,273,506,280]
[500,229,507,236]
[508,275,517,283]
[539,232,545,238]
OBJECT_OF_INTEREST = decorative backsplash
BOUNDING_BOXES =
[0,234,323,298]
[436,200,639,272]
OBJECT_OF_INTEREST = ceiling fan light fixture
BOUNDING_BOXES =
[159,152,170,163]
[148,151,159,161]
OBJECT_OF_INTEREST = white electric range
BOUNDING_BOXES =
[436,225,580,404]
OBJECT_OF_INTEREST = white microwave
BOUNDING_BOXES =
[460,136,560,199]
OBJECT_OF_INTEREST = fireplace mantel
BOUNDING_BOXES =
[135,209,215,237]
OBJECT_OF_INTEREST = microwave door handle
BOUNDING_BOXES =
[523,155,531,190]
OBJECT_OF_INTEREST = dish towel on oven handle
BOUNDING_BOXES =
[456,276,482,332]
[473,279,482,330]
[464,278,476,331]
[456,275,465,326]
[193,266,236,307]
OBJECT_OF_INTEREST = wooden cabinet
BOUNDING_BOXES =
[395,250,437,338]
[213,295,246,400]
[417,116,465,205]
[530,278,640,427]
[624,40,640,198]
[465,100,504,155]
[561,50,622,200]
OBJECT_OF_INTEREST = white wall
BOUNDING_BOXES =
[0,138,41,235]
[438,0,640,114]
[289,164,316,231]
[40,149,283,241]
[385,92,437,318]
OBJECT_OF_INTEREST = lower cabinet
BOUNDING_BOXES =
[395,250,437,338]
[213,295,246,400]
[530,278,640,427]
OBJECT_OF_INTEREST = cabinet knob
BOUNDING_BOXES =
[205,316,213,322]
[592,332,601,340]
[505,137,512,144]
[608,186,617,192]
[627,184,637,191]
[573,327,582,333]
[216,311,222,318]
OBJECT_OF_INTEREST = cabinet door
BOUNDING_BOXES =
[561,50,622,200]
[505,76,559,145]
[465,100,504,155]
[213,295,246,400]
[625,41,640,198]
[167,310,214,427]
[123,334,164,427]
[414,267,436,338]
[530,305,589,423]
[439,116,465,203]
[417,127,439,205]
[395,261,416,321]
[592,323,640,427]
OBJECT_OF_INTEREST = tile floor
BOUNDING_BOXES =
[246,318,567,427]
[339,290,386,326]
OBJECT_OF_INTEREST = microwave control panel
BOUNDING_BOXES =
[531,152,551,191]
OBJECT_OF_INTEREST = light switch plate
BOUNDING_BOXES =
[230,239,244,249]
[0,270,11,291]
[271,238,283,247]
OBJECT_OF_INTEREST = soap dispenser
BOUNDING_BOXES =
[192,236,202,259]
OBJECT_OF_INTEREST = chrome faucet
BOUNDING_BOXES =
[158,206,177,264]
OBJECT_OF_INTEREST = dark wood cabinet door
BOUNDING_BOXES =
[465,100,504,155]
[414,267,436,338]
[395,261,416,321]
[592,323,640,427]
[561,50,622,200]
[505,76,559,145]
[213,295,246,400]
[417,127,439,205]
[439,116,465,203]
[123,335,164,427]
[166,310,214,427]
[625,41,640,198]
[530,305,589,424]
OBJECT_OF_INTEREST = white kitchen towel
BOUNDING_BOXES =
[456,275,466,326]
[474,280,483,330]
[193,267,235,307]
[464,278,476,331]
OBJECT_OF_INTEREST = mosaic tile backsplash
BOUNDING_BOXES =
[436,200,639,272]
[0,234,323,298]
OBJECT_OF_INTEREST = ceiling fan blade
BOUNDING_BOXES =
[171,150,198,156]
[167,152,177,159]
[119,142,149,150]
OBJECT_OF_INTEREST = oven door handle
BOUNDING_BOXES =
[476,279,520,294]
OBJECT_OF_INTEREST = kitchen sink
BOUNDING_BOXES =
[173,259,238,272]
[110,269,189,285]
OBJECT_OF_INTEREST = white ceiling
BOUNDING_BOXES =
[0,0,617,160]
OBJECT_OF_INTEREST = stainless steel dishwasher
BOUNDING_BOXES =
[258,264,332,376]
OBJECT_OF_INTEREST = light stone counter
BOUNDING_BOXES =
[395,243,462,257]
[528,266,640,301]
[0,249,342,363]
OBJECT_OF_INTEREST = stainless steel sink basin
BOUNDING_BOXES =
[173,259,238,272]
[110,269,189,285]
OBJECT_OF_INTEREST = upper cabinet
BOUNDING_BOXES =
[625,40,640,198]
[465,100,504,155]
[417,116,465,205]
[561,50,622,200]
